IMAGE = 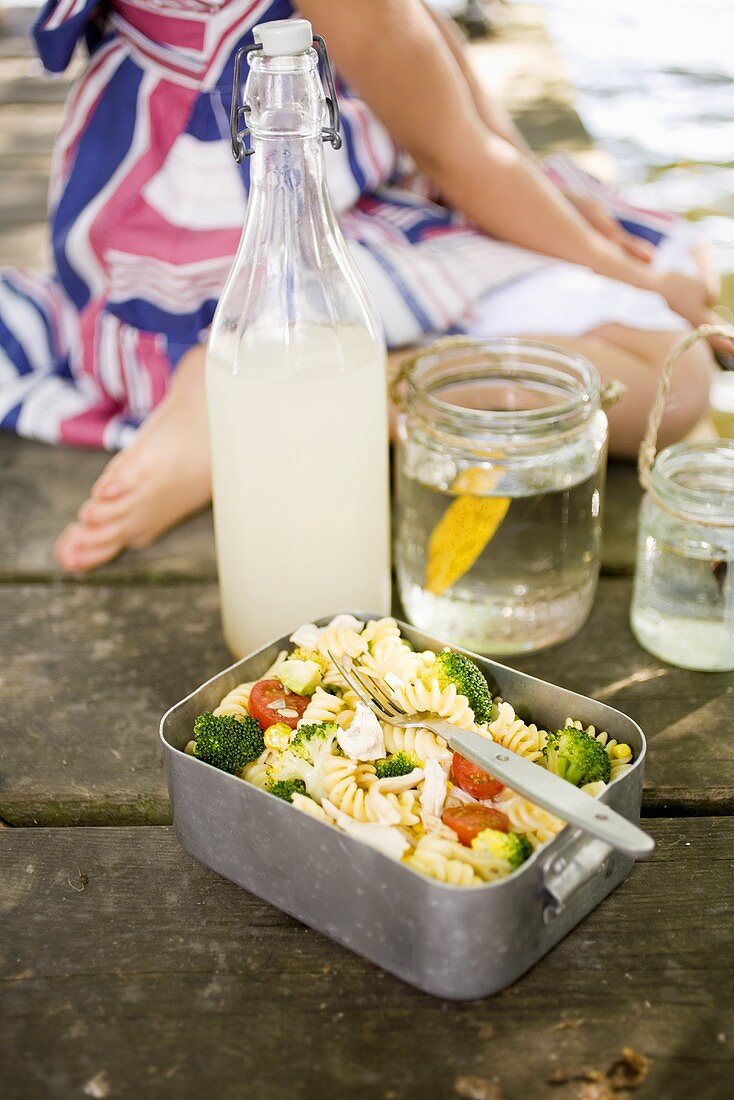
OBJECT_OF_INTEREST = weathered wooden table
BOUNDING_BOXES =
[1,6,732,1093]
[1,434,732,1100]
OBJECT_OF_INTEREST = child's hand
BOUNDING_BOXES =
[656,270,714,325]
[656,270,734,357]
[565,192,654,264]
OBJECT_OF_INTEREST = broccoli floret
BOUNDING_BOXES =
[432,650,492,724]
[192,713,265,774]
[375,751,420,779]
[267,778,307,802]
[543,726,611,786]
[268,748,312,785]
[472,827,532,869]
[291,721,340,760]
[270,721,342,803]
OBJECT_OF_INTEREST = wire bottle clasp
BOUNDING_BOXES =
[230,34,342,163]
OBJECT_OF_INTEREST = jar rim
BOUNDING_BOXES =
[651,440,734,525]
[405,338,601,441]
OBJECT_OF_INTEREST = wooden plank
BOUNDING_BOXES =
[600,460,640,576]
[0,583,229,826]
[0,104,62,155]
[0,7,37,60]
[0,437,638,582]
[0,221,50,268]
[1,578,731,826]
[0,73,73,106]
[1,820,732,1100]
[0,436,217,582]
[0,168,51,226]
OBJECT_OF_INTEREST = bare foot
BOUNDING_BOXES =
[55,347,211,572]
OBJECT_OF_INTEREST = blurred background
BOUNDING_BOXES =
[531,0,733,309]
[1,0,732,310]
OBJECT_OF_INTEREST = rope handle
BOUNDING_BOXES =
[388,335,627,412]
[637,323,734,491]
[388,336,481,409]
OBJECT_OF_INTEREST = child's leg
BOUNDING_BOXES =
[55,345,211,572]
[513,326,713,459]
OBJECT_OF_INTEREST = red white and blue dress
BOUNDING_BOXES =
[1,0,691,449]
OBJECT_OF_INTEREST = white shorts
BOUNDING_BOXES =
[467,222,696,339]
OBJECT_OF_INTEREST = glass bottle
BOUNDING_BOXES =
[630,440,734,671]
[393,338,608,655]
[206,20,391,657]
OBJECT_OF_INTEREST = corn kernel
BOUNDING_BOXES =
[611,743,632,760]
[264,723,292,751]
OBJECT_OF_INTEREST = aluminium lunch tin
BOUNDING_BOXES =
[160,613,646,1001]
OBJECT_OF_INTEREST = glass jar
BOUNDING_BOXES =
[394,338,608,655]
[630,440,734,671]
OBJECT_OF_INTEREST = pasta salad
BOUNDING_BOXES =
[186,616,634,887]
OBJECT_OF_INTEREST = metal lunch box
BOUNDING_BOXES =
[160,613,646,1001]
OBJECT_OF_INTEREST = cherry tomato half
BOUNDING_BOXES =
[450,752,505,800]
[248,679,310,731]
[442,804,510,846]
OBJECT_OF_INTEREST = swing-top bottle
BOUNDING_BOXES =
[206,19,391,656]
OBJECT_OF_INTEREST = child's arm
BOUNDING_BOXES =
[422,4,532,153]
[300,0,713,326]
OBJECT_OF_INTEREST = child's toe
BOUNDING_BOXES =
[77,496,130,525]
[55,523,85,571]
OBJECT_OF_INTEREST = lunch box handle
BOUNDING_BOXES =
[541,831,614,925]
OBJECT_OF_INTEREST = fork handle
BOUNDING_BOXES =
[434,722,654,859]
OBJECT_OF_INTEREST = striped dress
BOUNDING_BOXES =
[1,0,691,449]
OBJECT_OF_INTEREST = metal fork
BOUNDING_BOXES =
[328,652,654,859]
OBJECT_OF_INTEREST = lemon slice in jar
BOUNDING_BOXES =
[425,466,510,597]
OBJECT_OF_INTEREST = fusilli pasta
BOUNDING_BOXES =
[321,757,418,825]
[291,792,334,824]
[493,789,566,848]
[489,700,547,762]
[316,622,367,661]
[414,835,517,883]
[382,721,451,763]
[320,657,352,692]
[214,682,256,719]
[406,844,480,887]
[301,687,357,729]
[241,756,272,789]
[361,617,402,648]
[195,616,638,888]
[357,638,431,687]
[386,677,476,728]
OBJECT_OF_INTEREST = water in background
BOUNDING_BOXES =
[528,0,734,300]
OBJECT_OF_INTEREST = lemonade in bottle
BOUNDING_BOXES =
[206,20,391,656]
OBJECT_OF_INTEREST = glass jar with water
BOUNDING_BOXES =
[394,338,608,655]
[630,441,734,671]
